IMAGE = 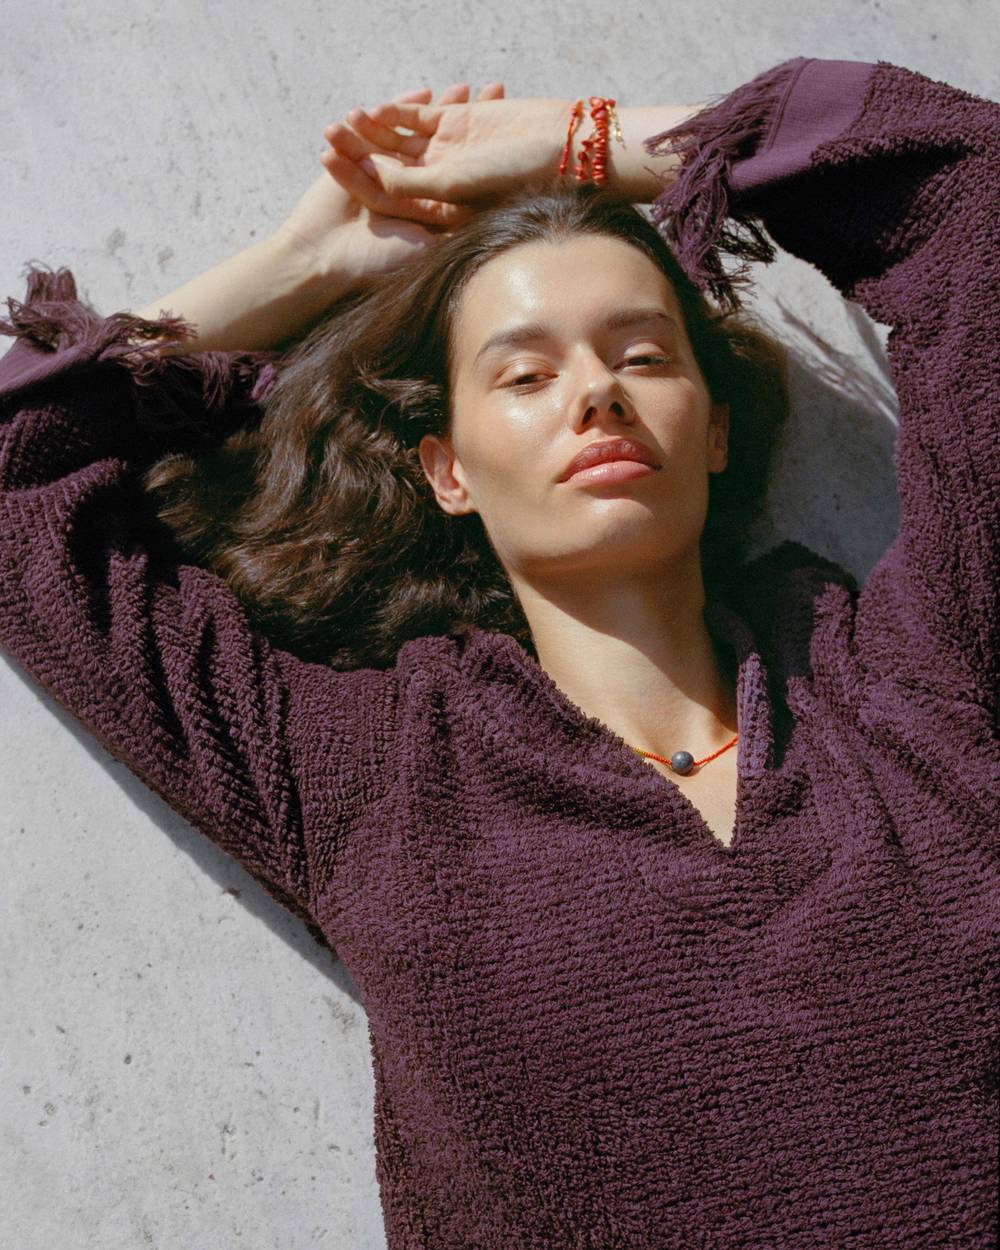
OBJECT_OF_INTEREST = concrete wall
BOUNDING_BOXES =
[1,2,993,1246]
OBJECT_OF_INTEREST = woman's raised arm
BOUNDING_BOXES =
[130,229,358,355]
[135,80,507,355]
[0,271,337,931]
[0,76,506,944]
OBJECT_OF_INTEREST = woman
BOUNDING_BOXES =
[1,56,997,1249]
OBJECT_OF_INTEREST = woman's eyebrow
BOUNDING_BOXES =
[473,308,679,370]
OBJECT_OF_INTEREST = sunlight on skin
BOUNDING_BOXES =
[415,232,738,770]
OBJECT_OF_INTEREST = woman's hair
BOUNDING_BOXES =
[142,177,790,670]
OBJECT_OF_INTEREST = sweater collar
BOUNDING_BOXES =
[457,595,776,827]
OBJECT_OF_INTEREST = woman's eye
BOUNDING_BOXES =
[505,355,670,388]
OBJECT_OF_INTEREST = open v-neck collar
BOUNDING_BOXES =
[458,595,776,853]
[452,539,859,856]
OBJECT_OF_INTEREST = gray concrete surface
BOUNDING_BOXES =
[1,2,994,1246]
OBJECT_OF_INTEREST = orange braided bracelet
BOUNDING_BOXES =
[558,96,625,185]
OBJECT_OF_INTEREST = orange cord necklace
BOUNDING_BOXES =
[626,733,739,776]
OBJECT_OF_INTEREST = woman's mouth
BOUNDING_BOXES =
[566,460,658,485]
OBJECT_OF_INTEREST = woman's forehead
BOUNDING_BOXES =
[454,236,681,356]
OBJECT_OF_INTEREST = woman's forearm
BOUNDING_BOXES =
[131,228,353,354]
[605,104,709,203]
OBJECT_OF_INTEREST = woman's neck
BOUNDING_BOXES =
[516,560,739,759]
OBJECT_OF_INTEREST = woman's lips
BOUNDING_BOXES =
[566,460,658,485]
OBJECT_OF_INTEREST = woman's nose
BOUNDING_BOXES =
[568,358,632,429]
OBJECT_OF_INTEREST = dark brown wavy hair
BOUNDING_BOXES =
[141,177,791,670]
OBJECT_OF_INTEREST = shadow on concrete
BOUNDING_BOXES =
[757,294,901,584]
[4,658,368,1010]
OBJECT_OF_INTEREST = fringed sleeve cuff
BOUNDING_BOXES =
[643,57,874,312]
[0,264,282,454]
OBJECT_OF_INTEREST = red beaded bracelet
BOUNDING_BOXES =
[558,96,625,185]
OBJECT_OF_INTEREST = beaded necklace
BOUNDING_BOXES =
[626,733,739,776]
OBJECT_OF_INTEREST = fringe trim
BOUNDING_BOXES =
[644,58,805,314]
[0,263,280,425]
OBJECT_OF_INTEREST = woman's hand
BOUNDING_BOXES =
[276,80,507,287]
[321,95,575,227]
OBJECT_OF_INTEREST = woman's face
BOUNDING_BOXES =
[418,233,729,586]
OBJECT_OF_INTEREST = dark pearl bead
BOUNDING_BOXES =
[670,750,695,775]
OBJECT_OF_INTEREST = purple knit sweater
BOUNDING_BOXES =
[1,56,998,1250]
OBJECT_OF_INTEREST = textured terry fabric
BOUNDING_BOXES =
[1,56,999,1250]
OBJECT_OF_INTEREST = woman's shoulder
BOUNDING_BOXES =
[731,539,860,681]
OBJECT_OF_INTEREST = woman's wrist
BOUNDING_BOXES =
[132,229,354,355]
[566,103,707,203]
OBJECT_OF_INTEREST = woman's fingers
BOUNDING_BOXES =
[324,118,419,167]
[347,152,447,206]
[344,83,469,154]
[363,100,443,136]
[321,146,474,228]
[329,82,499,150]
[345,108,427,160]
[436,83,471,105]
[322,88,428,163]
[319,145,382,200]
[331,82,501,161]
[322,120,367,163]
[320,80,504,227]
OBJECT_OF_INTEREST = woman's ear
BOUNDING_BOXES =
[708,401,730,474]
[418,433,477,516]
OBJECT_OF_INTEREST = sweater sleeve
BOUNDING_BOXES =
[0,266,395,946]
[645,57,1000,711]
